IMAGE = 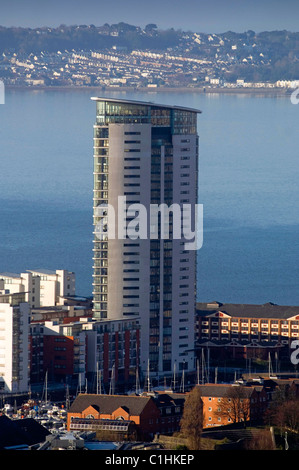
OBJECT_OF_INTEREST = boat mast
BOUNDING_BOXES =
[135,367,141,395]
[65,384,70,410]
[45,370,48,404]
[99,369,102,395]
[269,352,274,377]
[180,366,185,393]
[96,362,99,394]
[146,359,151,393]
[109,364,115,395]
[173,362,176,392]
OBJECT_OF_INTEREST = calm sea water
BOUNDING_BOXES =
[1,88,299,305]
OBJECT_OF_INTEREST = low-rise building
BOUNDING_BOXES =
[198,383,268,428]
[67,393,160,440]
[153,392,185,435]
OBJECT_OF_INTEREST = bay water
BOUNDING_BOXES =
[1,88,299,305]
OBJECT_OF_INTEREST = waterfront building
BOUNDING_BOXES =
[0,292,30,393]
[0,271,39,308]
[84,317,140,388]
[67,391,185,438]
[29,316,140,389]
[27,269,76,306]
[67,393,161,440]
[30,320,87,384]
[0,269,75,308]
[91,97,201,379]
[196,301,299,361]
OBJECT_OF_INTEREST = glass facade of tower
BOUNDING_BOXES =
[92,98,199,376]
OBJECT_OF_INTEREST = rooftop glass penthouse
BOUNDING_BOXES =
[93,97,199,133]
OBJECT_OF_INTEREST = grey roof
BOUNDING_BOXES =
[69,393,154,416]
[196,302,299,320]
[0,415,50,449]
[154,393,186,407]
[0,272,21,279]
[27,268,56,275]
[197,384,255,398]
[91,96,202,114]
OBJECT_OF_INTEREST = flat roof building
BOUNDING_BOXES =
[0,269,76,308]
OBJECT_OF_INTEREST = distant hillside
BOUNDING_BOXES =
[0,23,180,54]
[1,23,299,82]
[1,23,299,55]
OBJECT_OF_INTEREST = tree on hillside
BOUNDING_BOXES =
[273,400,299,434]
[265,383,297,427]
[179,386,204,450]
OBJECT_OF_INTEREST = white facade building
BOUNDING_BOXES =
[0,269,75,308]
[91,97,201,380]
[0,292,30,394]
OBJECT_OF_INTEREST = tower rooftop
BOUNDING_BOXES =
[90,96,202,114]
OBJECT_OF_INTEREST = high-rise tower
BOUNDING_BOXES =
[91,97,201,380]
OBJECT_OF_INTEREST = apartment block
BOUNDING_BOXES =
[29,316,140,390]
[30,320,88,384]
[0,292,30,394]
[198,384,268,428]
[0,269,75,308]
[84,317,140,389]
[91,97,201,379]
[196,301,299,360]
[28,269,76,306]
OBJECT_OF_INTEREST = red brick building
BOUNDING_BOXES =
[67,391,187,439]
[43,335,75,378]
[29,322,87,383]
[67,394,161,440]
[198,383,268,428]
[196,301,299,362]
[29,317,140,389]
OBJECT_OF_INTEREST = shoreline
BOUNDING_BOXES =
[5,84,292,97]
